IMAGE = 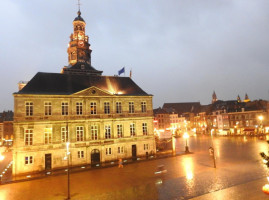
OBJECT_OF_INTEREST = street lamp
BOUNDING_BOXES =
[259,115,264,134]
[183,132,189,153]
[66,142,71,200]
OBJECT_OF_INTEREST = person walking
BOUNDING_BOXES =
[118,158,123,168]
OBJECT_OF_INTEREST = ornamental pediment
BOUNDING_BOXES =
[72,86,112,96]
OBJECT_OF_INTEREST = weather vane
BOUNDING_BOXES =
[77,0,81,11]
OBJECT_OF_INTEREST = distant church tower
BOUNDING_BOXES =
[212,91,218,104]
[244,93,250,102]
[237,95,241,102]
[61,9,102,75]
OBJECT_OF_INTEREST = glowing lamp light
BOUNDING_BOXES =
[263,159,268,164]
[183,132,189,139]
[259,116,264,121]
[0,153,4,161]
[262,184,269,194]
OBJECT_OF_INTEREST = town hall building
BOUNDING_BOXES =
[12,9,155,176]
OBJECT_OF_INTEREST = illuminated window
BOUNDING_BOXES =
[142,123,148,135]
[76,126,84,141]
[44,128,52,144]
[25,156,33,165]
[117,124,123,138]
[118,146,124,154]
[44,102,52,116]
[104,102,110,114]
[130,123,135,136]
[78,151,84,158]
[25,129,33,146]
[141,102,147,113]
[91,125,98,140]
[105,125,111,139]
[62,102,68,115]
[90,102,97,114]
[25,102,33,116]
[106,147,112,155]
[129,102,134,113]
[76,102,83,115]
[116,102,122,114]
[61,127,68,143]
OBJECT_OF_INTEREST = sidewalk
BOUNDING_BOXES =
[190,177,269,200]
[0,149,188,185]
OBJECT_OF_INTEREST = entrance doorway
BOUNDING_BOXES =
[91,149,100,166]
[132,145,137,160]
[45,153,52,170]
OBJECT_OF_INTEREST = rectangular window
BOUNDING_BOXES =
[91,125,98,140]
[130,123,135,136]
[106,147,112,155]
[44,102,52,116]
[116,102,122,114]
[44,128,52,144]
[76,126,84,141]
[61,127,68,143]
[144,144,149,150]
[104,102,110,114]
[142,123,148,135]
[25,102,33,116]
[78,150,84,158]
[76,102,83,115]
[62,102,68,115]
[141,102,147,113]
[25,129,33,146]
[25,156,33,165]
[118,146,124,154]
[90,102,97,115]
[105,125,111,139]
[117,124,123,138]
[129,102,134,113]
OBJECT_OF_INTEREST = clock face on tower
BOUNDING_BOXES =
[78,41,84,47]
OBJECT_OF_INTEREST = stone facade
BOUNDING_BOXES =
[13,90,155,175]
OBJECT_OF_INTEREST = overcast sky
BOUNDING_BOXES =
[1,0,269,111]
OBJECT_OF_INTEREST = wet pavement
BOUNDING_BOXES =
[1,136,269,200]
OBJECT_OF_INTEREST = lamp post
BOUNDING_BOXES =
[259,115,264,134]
[66,142,70,200]
[183,132,189,153]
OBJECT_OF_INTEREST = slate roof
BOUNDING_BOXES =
[0,111,13,122]
[15,72,150,96]
[163,102,201,115]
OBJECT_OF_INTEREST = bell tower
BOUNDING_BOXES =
[62,7,102,75]
[67,10,91,66]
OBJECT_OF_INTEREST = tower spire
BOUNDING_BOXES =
[77,0,81,12]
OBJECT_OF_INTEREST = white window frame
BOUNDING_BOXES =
[105,125,111,139]
[76,126,84,141]
[78,150,84,158]
[62,102,69,115]
[61,127,68,143]
[44,128,52,144]
[104,102,110,114]
[91,125,98,140]
[142,123,148,135]
[106,147,112,155]
[130,123,135,136]
[90,102,97,115]
[25,129,33,146]
[141,101,147,113]
[44,101,52,116]
[129,102,134,113]
[25,156,33,165]
[76,102,83,115]
[25,101,33,116]
[116,102,122,114]
[118,146,124,154]
[117,124,123,138]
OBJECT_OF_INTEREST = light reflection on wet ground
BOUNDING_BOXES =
[1,136,268,200]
